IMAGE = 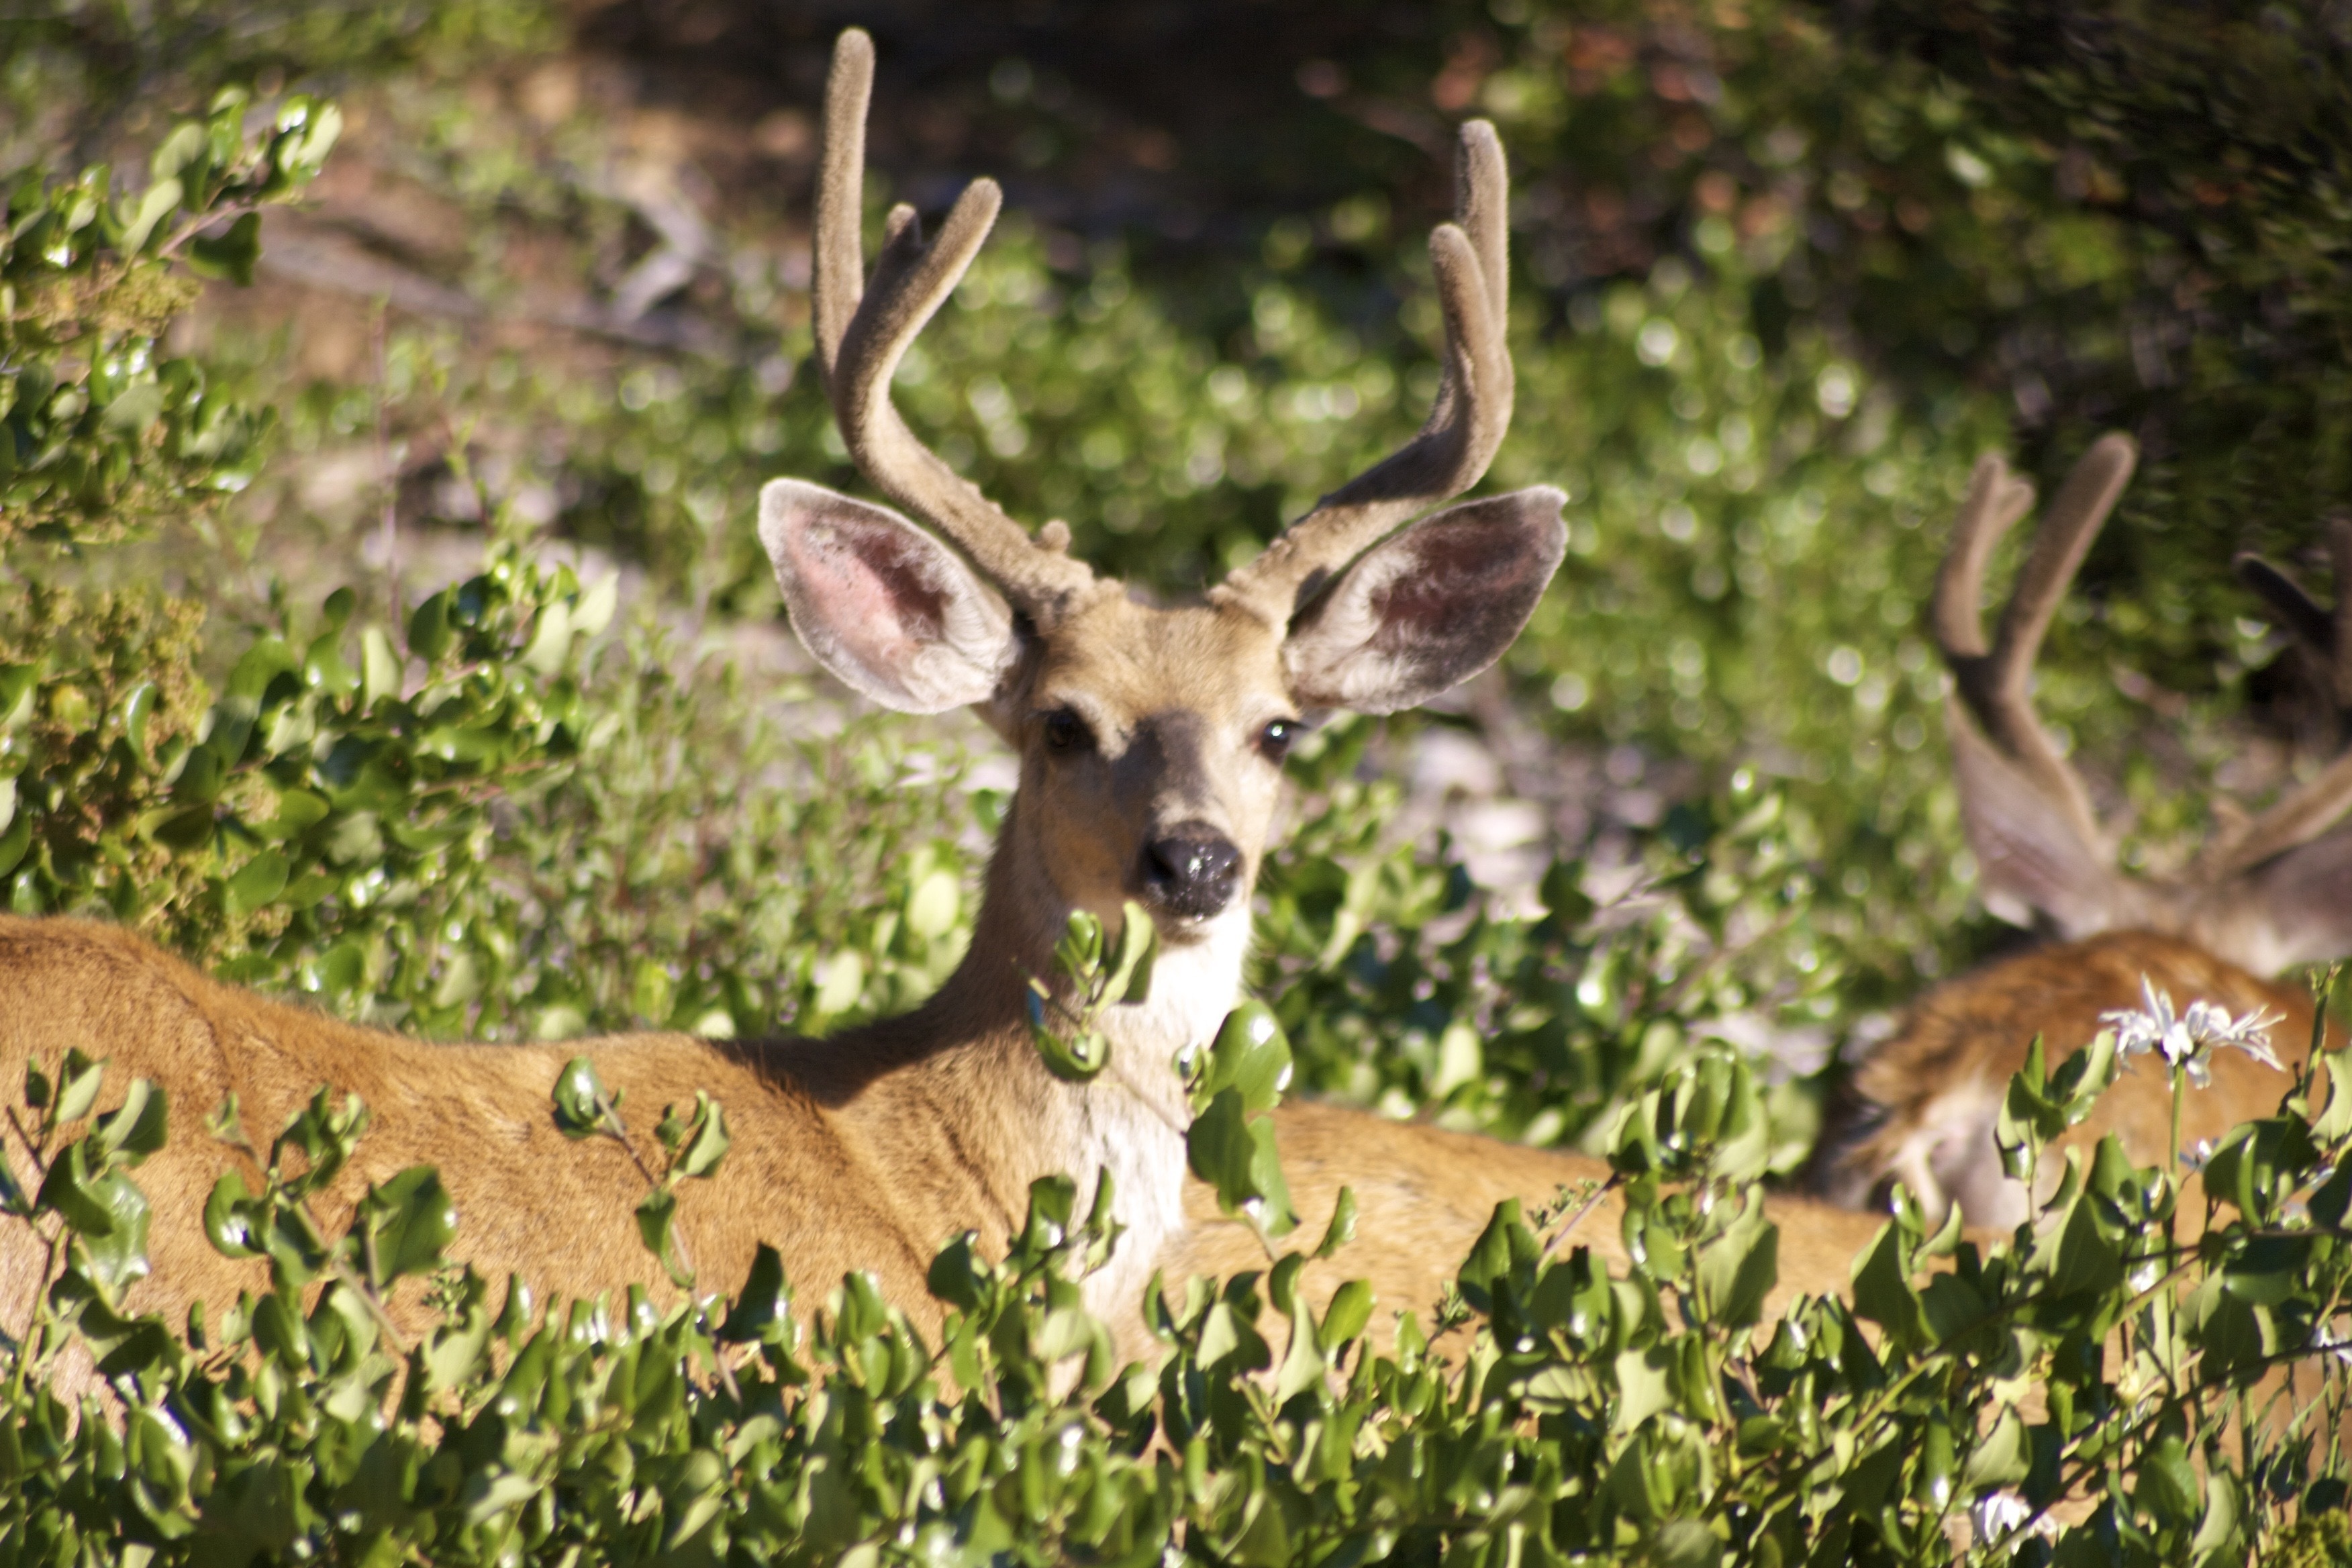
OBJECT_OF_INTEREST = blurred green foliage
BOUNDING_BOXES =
[4,1,2352,1559]
[1,88,338,544]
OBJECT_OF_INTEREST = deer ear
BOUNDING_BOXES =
[2230,827,2352,971]
[1282,487,1567,714]
[759,479,1020,713]
[1946,706,2137,936]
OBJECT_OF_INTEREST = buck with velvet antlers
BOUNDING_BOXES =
[1818,434,2352,1228]
[0,31,1896,1375]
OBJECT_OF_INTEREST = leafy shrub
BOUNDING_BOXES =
[1,89,338,546]
[5,985,2350,1564]
[7,8,2352,1565]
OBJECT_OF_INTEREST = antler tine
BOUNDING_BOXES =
[2233,515,2352,708]
[1212,121,1514,626]
[1929,452,2038,663]
[813,30,1097,626]
[1936,435,2137,858]
[2214,515,2352,876]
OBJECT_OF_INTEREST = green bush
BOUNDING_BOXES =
[6,983,2349,1563]
[7,5,2352,1564]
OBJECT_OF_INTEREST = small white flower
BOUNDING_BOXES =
[1971,1488,2055,1545]
[2101,977,2282,1089]
[2177,1137,2216,1174]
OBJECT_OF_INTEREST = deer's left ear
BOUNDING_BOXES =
[1283,487,1567,714]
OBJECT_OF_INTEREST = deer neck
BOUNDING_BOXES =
[898,789,1253,1322]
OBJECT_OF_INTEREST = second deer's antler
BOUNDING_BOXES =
[2221,518,2352,874]
[1211,121,1516,628]
[814,30,1102,630]
[1934,434,2352,962]
[1931,432,2137,862]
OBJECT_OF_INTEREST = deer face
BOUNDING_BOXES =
[760,480,1568,950]
[1007,597,1293,938]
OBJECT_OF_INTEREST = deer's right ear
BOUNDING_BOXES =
[759,479,1020,714]
[1947,706,2133,936]
[1282,487,1567,714]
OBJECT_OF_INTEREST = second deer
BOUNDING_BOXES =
[1818,434,2351,1226]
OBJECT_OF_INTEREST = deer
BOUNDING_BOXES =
[0,30,1896,1390]
[1816,432,2352,1230]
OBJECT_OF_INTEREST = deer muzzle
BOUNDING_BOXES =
[1140,826,1242,922]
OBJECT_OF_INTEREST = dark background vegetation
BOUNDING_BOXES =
[9,3,2352,1562]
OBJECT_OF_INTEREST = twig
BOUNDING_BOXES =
[152,199,265,262]
[1540,1173,1620,1261]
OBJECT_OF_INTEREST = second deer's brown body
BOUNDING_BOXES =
[1821,930,2326,1226]
[1822,437,2352,1224]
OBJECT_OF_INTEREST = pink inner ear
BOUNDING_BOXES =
[788,518,949,678]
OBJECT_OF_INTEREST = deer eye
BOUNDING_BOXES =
[1041,709,1091,754]
[1258,718,1299,761]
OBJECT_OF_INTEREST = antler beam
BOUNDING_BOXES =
[1932,434,2138,859]
[814,30,1099,628]
[2218,517,2352,875]
[1212,121,1515,628]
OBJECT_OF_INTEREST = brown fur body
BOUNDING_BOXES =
[1175,1101,1893,1338]
[1822,932,2331,1227]
[0,916,1896,1381]
[0,912,1149,1359]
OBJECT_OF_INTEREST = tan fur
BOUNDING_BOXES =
[1174,1102,1894,1343]
[1822,932,2335,1228]
[0,593,1308,1372]
[0,34,1888,1407]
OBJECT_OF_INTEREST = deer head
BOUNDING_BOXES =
[1934,434,2352,974]
[758,31,1565,1028]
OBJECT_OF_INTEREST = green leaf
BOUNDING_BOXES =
[224,850,290,916]
[72,1166,152,1294]
[636,1187,691,1287]
[188,211,260,285]
[675,1095,730,1179]
[1847,1216,1925,1348]
[357,1166,456,1286]
[1028,977,1113,1082]
[54,1051,107,1127]
[119,681,158,758]
[1314,1185,1357,1259]
[1108,898,1158,1003]
[360,627,403,707]
[423,1271,493,1390]
[1611,1346,1675,1434]
[550,1057,612,1138]
[37,1142,117,1235]
[99,380,165,436]
[1187,1088,1258,1209]
[1961,1406,2030,1490]
[1694,1185,1777,1329]
[95,1079,168,1164]
[1318,1279,1375,1351]
[203,1171,260,1259]
[724,1242,797,1344]
[407,591,453,663]
[1272,1298,1325,1403]
[1193,1001,1292,1114]
[303,630,358,696]
[903,868,961,940]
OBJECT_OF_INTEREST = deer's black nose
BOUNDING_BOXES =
[1140,831,1242,919]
